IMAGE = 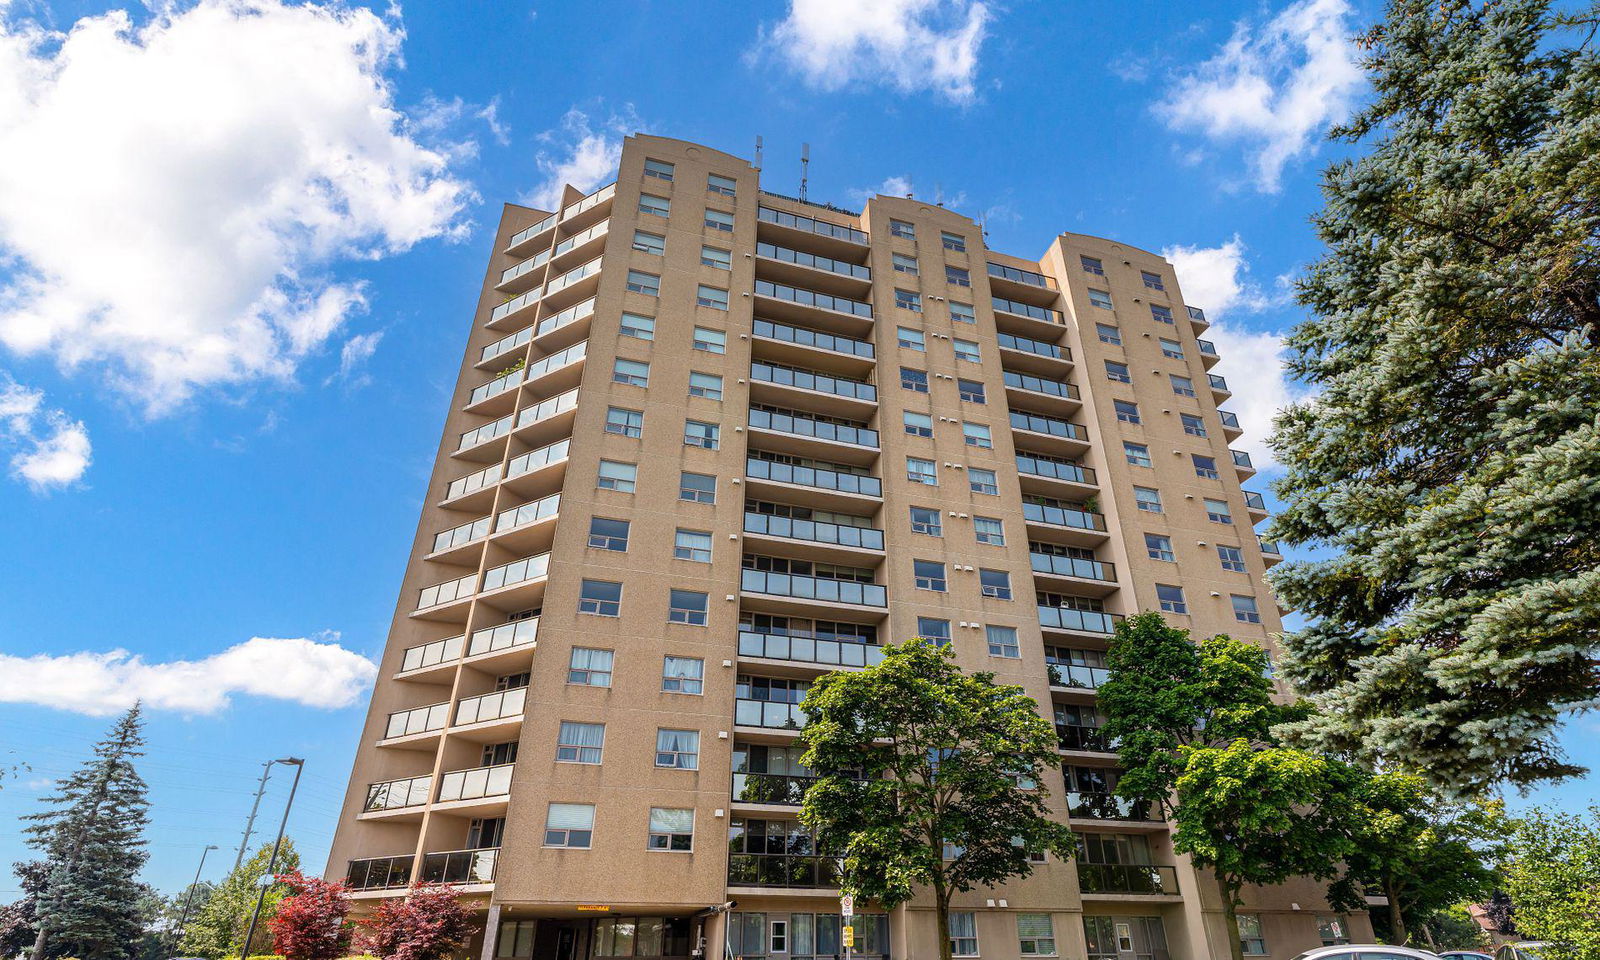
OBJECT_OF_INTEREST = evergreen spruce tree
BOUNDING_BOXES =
[1269,0,1600,792]
[23,705,152,960]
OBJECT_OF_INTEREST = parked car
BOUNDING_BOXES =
[1438,952,1493,960]
[1290,947,1441,960]
[1494,944,1550,960]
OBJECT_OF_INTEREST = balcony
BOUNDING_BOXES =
[428,516,490,562]
[346,855,413,891]
[478,553,551,610]
[992,295,1065,334]
[1003,372,1081,415]
[456,414,514,459]
[511,388,580,449]
[756,205,869,258]
[1030,553,1119,595]
[752,318,875,374]
[479,323,535,368]
[548,218,609,270]
[755,279,873,335]
[750,360,877,418]
[740,568,888,610]
[1010,412,1090,457]
[1231,449,1255,478]
[467,617,539,661]
[1066,792,1159,823]
[1038,605,1121,637]
[728,853,839,889]
[735,698,808,730]
[742,512,885,560]
[997,332,1072,375]
[436,762,514,804]
[738,629,886,670]
[415,573,475,618]
[530,296,596,349]
[504,212,556,257]
[383,701,449,741]
[1049,662,1112,691]
[559,181,614,228]
[1057,724,1115,753]
[398,634,464,678]
[488,287,541,328]
[748,407,879,465]
[363,774,431,813]
[419,847,498,886]
[1208,373,1231,397]
[1259,537,1283,567]
[1219,409,1243,439]
[744,456,883,512]
[1187,305,1210,331]
[501,438,572,497]
[1022,500,1107,540]
[1197,338,1220,368]
[1016,454,1098,496]
[986,261,1058,297]
[454,687,527,730]
[1078,864,1180,896]
[496,247,550,294]
[541,256,602,312]
[756,242,872,297]
[732,771,817,806]
[1244,490,1268,516]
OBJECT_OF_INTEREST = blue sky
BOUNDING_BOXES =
[0,0,1592,897]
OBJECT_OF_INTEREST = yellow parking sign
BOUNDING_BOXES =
[842,926,855,949]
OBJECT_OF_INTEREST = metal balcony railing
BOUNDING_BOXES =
[1017,455,1097,485]
[997,332,1068,361]
[757,206,868,245]
[1004,371,1080,402]
[346,855,412,890]
[384,701,449,739]
[1057,724,1115,752]
[992,296,1063,325]
[419,847,499,885]
[1208,373,1230,392]
[400,634,464,673]
[437,763,514,803]
[1031,553,1117,583]
[1022,501,1106,532]
[731,771,817,806]
[1066,792,1158,822]
[1219,410,1241,429]
[745,457,881,498]
[987,262,1057,289]
[753,318,874,359]
[728,853,839,888]
[467,617,539,658]
[1010,410,1086,440]
[496,493,560,533]
[743,512,884,551]
[751,361,877,403]
[364,775,431,812]
[757,242,871,280]
[740,569,887,607]
[454,687,526,726]
[560,181,614,221]
[417,573,475,610]
[1048,662,1112,690]
[1037,606,1121,635]
[755,279,873,319]
[1244,491,1268,511]
[481,553,550,593]
[432,516,490,555]
[505,213,556,252]
[748,408,879,448]
[1231,449,1254,468]
[1197,339,1218,356]
[735,698,808,729]
[737,630,886,669]
[1078,864,1180,895]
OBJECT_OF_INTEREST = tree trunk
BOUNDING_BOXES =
[1385,877,1407,945]
[1217,875,1245,960]
[31,925,48,960]
[934,875,953,960]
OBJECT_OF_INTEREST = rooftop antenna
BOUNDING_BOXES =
[936,181,944,207]
[800,142,810,202]
[755,135,764,172]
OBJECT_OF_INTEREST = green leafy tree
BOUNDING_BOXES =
[798,639,1075,960]
[1328,775,1502,945]
[1267,0,1600,793]
[181,840,301,959]
[24,705,152,960]
[1498,805,1600,960]
[0,860,48,956]
[1415,903,1492,953]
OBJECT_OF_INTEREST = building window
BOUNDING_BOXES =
[684,420,720,450]
[950,300,976,324]
[1218,545,1246,573]
[697,285,729,310]
[1193,454,1219,479]
[544,802,594,848]
[1096,323,1121,345]
[980,568,1012,600]
[1317,917,1349,946]
[588,516,630,551]
[958,379,986,403]
[620,312,655,340]
[579,579,622,617]
[1181,413,1207,437]
[662,656,704,695]
[892,253,919,276]
[1157,583,1188,615]
[1160,337,1184,359]
[626,270,660,296]
[597,460,636,492]
[974,516,1005,546]
[889,218,916,239]
[638,194,671,217]
[942,231,967,252]
[556,721,605,764]
[612,358,650,388]
[669,589,709,625]
[770,920,789,955]
[680,471,716,503]
[895,288,923,312]
[910,506,943,536]
[704,208,735,233]
[605,406,643,438]
[568,647,614,687]
[1080,255,1104,275]
[901,367,930,393]
[1205,498,1233,523]
[1088,289,1114,310]
[1151,304,1175,324]
[963,422,993,448]
[693,327,727,353]
[914,559,948,592]
[1146,533,1175,562]
[1232,595,1262,624]
[647,807,694,851]
[987,625,1020,658]
[1237,915,1267,956]
[953,338,981,363]
[701,245,732,269]
[1134,486,1163,513]
[1114,400,1141,424]
[654,730,699,770]
[949,912,979,958]
[917,617,952,644]
[907,456,938,485]
[1124,441,1152,467]
[898,326,926,350]
[1018,913,1057,956]
[1141,270,1166,291]
[969,467,999,495]
[643,158,674,181]
[1105,360,1131,383]
[1171,374,1197,397]
[904,411,934,438]
[632,230,665,255]
[945,265,970,287]
[707,173,737,196]
[674,529,713,563]
[688,372,723,400]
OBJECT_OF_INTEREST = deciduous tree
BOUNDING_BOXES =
[181,840,301,958]
[355,884,474,960]
[268,871,351,960]
[1498,805,1600,960]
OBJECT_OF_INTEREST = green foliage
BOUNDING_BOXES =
[1267,0,1600,793]
[180,840,301,959]
[1416,903,1492,952]
[798,639,1075,960]
[1498,805,1600,960]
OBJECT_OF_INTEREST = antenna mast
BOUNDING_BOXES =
[755,135,764,172]
[800,143,810,202]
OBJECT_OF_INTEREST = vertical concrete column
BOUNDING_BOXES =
[702,910,726,960]
[478,903,502,960]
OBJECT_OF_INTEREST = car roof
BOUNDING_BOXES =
[1292,947,1441,959]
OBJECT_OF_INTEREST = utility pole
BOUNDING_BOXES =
[168,844,218,955]
[235,761,273,870]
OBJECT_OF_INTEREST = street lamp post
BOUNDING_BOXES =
[238,757,304,960]
[168,843,218,955]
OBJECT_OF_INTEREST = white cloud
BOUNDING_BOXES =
[1162,235,1272,317]
[0,376,91,491]
[0,1,472,417]
[0,635,378,716]
[330,330,383,387]
[523,106,637,212]
[759,0,991,104]
[1158,0,1362,191]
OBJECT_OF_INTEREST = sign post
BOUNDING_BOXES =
[840,895,854,960]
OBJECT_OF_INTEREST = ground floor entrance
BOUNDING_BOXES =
[493,915,701,960]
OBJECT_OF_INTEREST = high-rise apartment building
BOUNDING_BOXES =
[328,134,1370,960]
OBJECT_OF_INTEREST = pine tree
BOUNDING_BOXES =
[180,840,300,959]
[1269,0,1600,793]
[24,705,152,960]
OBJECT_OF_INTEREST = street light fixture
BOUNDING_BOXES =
[238,757,304,960]
[168,843,218,955]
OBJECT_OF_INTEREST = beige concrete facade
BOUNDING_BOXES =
[326,134,1372,960]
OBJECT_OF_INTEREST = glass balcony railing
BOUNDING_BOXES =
[560,181,614,221]
[1066,792,1158,822]
[437,763,514,803]
[384,701,449,739]
[482,325,536,365]
[543,257,601,299]
[432,516,491,555]
[513,388,579,431]
[737,630,886,668]
[997,332,1068,360]
[1017,455,1097,486]
[551,219,608,259]
[346,855,412,890]
[1057,724,1115,752]
[1078,864,1179,895]
[506,437,571,482]
[1010,411,1087,441]
[1030,553,1117,583]
[728,852,839,888]
[481,553,550,593]
[748,408,878,448]
[417,573,475,610]
[757,242,871,280]
[992,296,1063,325]
[536,297,596,340]
[743,512,884,550]
[1259,537,1282,556]
[1004,371,1080,402]
[520,341,586,385]
[1022,501,1106,532]
[1219,410,1241,429]
[1244,491,1267,511]
[1188,305,1208,324]
[741,569,887,608]
[751,361,877,403]
[499,248,550,287]
[753,318,874,359]
[506,214,556,252]
[755,279,873,319]
[1208,373,1230,392]
[419,847,499,885]
[489,288,541,325]
[364,775,431,812]
[987,262,1057,290]
[1231,449,1254,469]
[455,687,526,726]
[736,698,808,729]
[1197,339,1218,356]
[445,463,500,501]
[459,413,514,452]
[1037,606,1121,635]
[467,617,539,658]
[496,493,560,533]
[400,634,464,673]
[732,771,817,805]
[757,206,868,245]
[745,457,882,498]
[1048,662,1112,690]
